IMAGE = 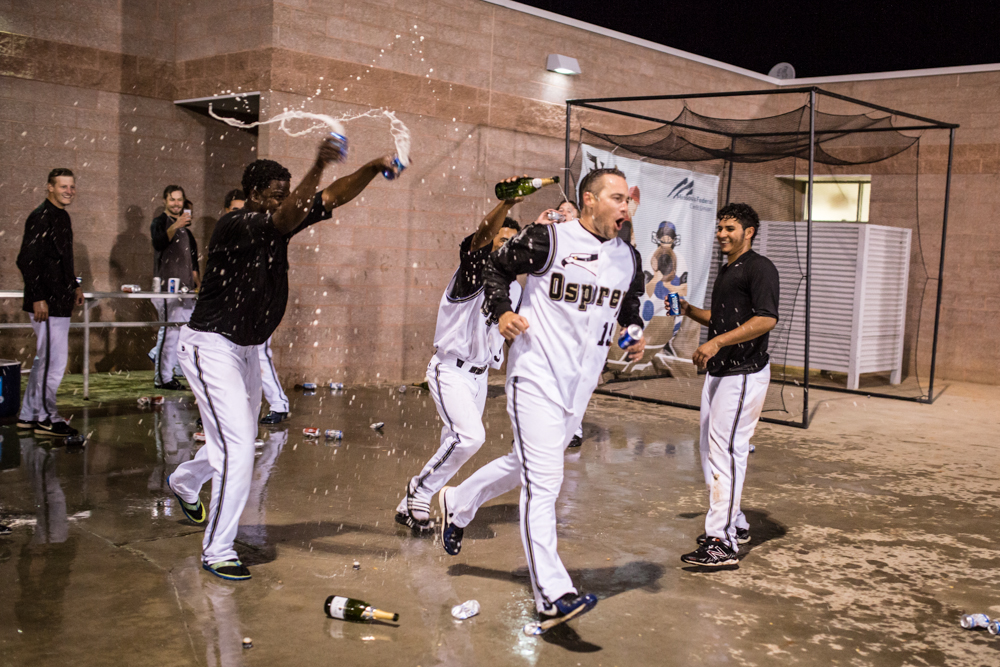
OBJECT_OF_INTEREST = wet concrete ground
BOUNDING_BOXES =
[1,377,999,666]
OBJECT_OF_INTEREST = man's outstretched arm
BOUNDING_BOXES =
[320,155,400,212]
[272,139,343,235]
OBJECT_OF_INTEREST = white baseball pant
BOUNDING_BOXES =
[397,353,488,517]
[699,364,770,553]
[19,315,71,424]
[153,299,195,385]
[169,327,262,566]
[449,376,583,613]
[257,337,289,413]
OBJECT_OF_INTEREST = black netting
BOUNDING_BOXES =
[569,91,950,427]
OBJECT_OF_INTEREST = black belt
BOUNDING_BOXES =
[455,359,487,375]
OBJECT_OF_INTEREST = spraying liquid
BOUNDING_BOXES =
[208,106,410,168]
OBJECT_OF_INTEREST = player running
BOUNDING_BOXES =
[395,179,563,532]
[677,203,778,567]
[165,137,403,581]
[437,167,645,630]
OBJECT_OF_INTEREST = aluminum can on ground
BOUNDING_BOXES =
[194,432,206,442]
[325,429,343,440]
[451,600,481,620]
[370,422,384,430]
[303,428,320,437]
[329,382,344,390]
[151,395,165,405]
[961,613,990,629]
[302,382,317,390]
[617,324,643,349]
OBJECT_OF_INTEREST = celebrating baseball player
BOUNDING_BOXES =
[165,137,404,581]
[437,167,645,628]
[676,203,779,567]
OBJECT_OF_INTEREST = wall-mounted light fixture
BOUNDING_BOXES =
[546,54,581,75]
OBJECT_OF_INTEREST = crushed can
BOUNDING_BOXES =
[324,429,343,440]
[666,291,681,316]
[194,432,206,442]
[398,385,407,394]
[329,382,344,390]
[617,324,643,349]
[370,422,384,430]
[961,613,991,629]
[451,600,481,620]
[137,396,151,407]
[151,395,165,405]
[303,428,320,438]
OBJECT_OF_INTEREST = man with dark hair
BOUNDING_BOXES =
[223,189,245,212]
[394,178,530,534]
[150,185,198,390]
[677,202,778,567]
[166,139,402,581]
[438,167,645,630]
[16,168,83,437]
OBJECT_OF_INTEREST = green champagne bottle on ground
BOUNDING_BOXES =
[325,595,399,622]
[495,176,559,200]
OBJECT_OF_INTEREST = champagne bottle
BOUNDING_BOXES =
[325,595,399,622]
[495,176,559,201]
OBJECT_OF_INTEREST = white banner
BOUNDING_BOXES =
[580,144,719,377]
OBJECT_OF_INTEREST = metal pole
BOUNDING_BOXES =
[725,138,735,204]
[803,89,816,428]
[927,127,955,402]
[83,297,91,400]
[564,102,573,198]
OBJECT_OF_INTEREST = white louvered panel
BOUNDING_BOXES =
[857,225,911,377]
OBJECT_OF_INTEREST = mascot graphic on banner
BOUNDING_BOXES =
[580,146,719,381]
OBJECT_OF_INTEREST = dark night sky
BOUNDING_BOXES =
[516,0,1000,78]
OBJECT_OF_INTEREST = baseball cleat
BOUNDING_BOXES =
[203,560,251,581]
[524,593,598,635]
[394,511,434,534]
[439,486,463,556]
[167,474,207,524]
[697,527,750,545]
[154,379,187,391]
[260,411,287,425]
[681,536,738,567]
[567,434,583,448]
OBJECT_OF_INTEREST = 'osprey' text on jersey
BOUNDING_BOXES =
[483,220,644,412]
[434,233,522,369]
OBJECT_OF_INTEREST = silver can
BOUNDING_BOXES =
[324,429,343,440]
[329,382,344,390]
[168,278,179,294]
[961,613,990,629]
[302,382,317,390]
[988,620,1000,635]
[451,600,480,620]
[152,277,162,292]
[546,211,565,223]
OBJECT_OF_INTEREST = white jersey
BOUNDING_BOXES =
[491,220,644,412]
[434,234,522,369]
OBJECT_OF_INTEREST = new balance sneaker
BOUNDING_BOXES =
[203,560,251,581]
[34,420,78,437]
[540,592,598,620]
[394,485,434,534]
[681,536,738,567]
[16,419,35,430]
[155,379,187,391]
[260,411,288,425]
[697,527,750,545]
[438,486,463,556]
[167,474,207,524]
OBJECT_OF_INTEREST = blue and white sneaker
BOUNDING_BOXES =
[438,486,463,555]
[540,592,598,619]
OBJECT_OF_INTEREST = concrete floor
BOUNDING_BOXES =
[1,376,999,666]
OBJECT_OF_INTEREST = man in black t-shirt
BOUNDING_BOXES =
[676,203,779,568]
[167,137,403,581]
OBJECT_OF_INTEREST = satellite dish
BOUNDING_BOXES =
[768,62,796,80]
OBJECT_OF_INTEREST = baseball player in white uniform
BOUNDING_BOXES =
[165,138,403,581]
[438,168,646,625]
[395,178,566,532]
[677,203,778,567]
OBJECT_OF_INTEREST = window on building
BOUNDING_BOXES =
[777,175,871,223]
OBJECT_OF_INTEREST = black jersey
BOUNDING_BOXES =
[707,249,780,377]
[17,199,78,317]
[188,193,331,346]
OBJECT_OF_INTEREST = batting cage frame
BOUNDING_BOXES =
[564,87,957,428]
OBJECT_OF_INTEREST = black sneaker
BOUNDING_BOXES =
[697,528,750,545]
[681,536,738,567]
[567,434,583,448]
[260,411,287,425]
[438,486,463,555]
[155,379,187,391]
[0,523,11,535]
[34,420,78,437]
[17,419,35,429]
[203,560,251,581]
